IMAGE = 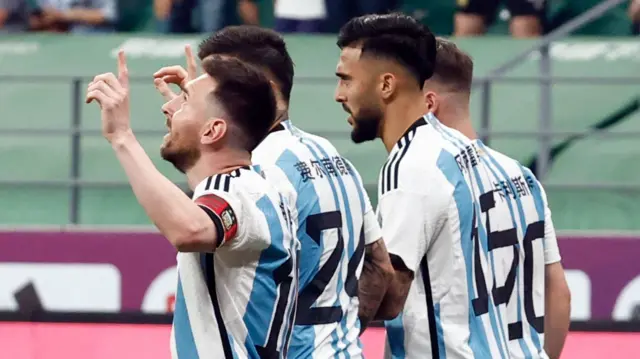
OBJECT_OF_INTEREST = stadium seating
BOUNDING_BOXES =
[0,34,638,228]
[114,0,634,36]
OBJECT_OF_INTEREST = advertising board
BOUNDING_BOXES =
[0,230,639,320]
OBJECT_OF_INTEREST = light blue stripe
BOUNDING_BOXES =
[343,158,367,217]
[520,166,546,249]
[294,134,346,358]
[385,314,406,359]
[276,149,322,289]
[434,303,446,359]
[429,118,508,358]
[173,279,199,359]
[300,138,343,359]
[243,195,289,357]
[275,149,321,358]
[479,143,543,354]
[473,150,532,358]
[228,334,240,359]
[302,136,360,357]
[435,150,492,357]
[341,158,368,342]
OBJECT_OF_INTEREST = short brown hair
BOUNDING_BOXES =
[198,26,294,103]
[431,38,473,94]
[202,55,276,152]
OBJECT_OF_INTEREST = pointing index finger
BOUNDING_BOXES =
[185,45,197,80]
[117,50,129,87]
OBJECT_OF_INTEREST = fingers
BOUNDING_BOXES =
[92,73,121,91]
[117,50,129,88]
[86,88,112,107]
[154,78,178,101]
[153,65,189,85]
[85,80,122,106]
[185,44,198,80]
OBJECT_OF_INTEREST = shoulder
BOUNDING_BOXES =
[484,146,541,187]
[379,130,454,196]
[194,168,273,201]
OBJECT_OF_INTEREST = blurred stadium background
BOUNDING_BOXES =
[1,0,640,358]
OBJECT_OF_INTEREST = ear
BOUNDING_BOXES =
[201,118,227,145]
[425,91,439,115]
[380,73,396,100]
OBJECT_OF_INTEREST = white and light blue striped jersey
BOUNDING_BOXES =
[379,113,562,359]
[252,120,383,359]
[171,166,299,359]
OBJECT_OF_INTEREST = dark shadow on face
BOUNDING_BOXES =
[346,101,383,144]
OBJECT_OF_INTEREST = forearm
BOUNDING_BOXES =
[374,254,413,320]
[111,131,216,250]
[375,279,402,320]
[544,292,571,359]
[358,258,391,333]
[63,8,108,25]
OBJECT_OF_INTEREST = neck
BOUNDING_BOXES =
[185,148,251,189]
[434,99,477,140]
[381,92,429,152]
[269,105,289,131]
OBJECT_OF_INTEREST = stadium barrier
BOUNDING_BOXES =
[0,33,639,227]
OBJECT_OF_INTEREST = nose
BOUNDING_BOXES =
[161,102,174,118]
[161,96,183,118]
[334,86,345,103]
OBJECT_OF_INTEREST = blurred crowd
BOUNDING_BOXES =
[0,0,639,36]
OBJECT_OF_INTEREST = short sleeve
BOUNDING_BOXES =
[377,189,429,273]
[363,209,382,245]
[540,185,561,264]
[192,176,264,251]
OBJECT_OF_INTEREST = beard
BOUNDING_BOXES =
[349,106,383,144]
[160,137,200,174]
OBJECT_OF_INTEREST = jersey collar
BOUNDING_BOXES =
[268,119,293,134]
[389,115,429,155]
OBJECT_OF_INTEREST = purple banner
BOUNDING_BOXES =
[0,230,639,320]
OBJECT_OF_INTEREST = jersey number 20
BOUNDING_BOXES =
[471,191,545,340]
[296,210,364,326]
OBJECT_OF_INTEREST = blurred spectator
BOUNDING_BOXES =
[0,0,30,32]
[237,0,257,26]
[157,0,256,34]
[154,0,172,31]
[274,0,326,33]
[630,0,640,35]
[454,0,545,38]
[33,0,116,33]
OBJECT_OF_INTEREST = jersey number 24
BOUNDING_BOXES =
[296,210,365,326]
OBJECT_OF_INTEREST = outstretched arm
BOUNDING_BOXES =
[86,51,219,252]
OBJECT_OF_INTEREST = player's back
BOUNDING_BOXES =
[171,167,299,359]
[253,120,378,358]
[382,114,554,359]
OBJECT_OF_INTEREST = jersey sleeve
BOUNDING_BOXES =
[363,205,382,246]
[192,176,264,251]
[539,184,561,264]
[356,166,382,245]
[377,189,430,273]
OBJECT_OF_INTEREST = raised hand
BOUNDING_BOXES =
[153,44,198,101]
[86,50,131,143]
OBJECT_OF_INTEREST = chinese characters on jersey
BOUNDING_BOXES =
[294,156,353,182]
